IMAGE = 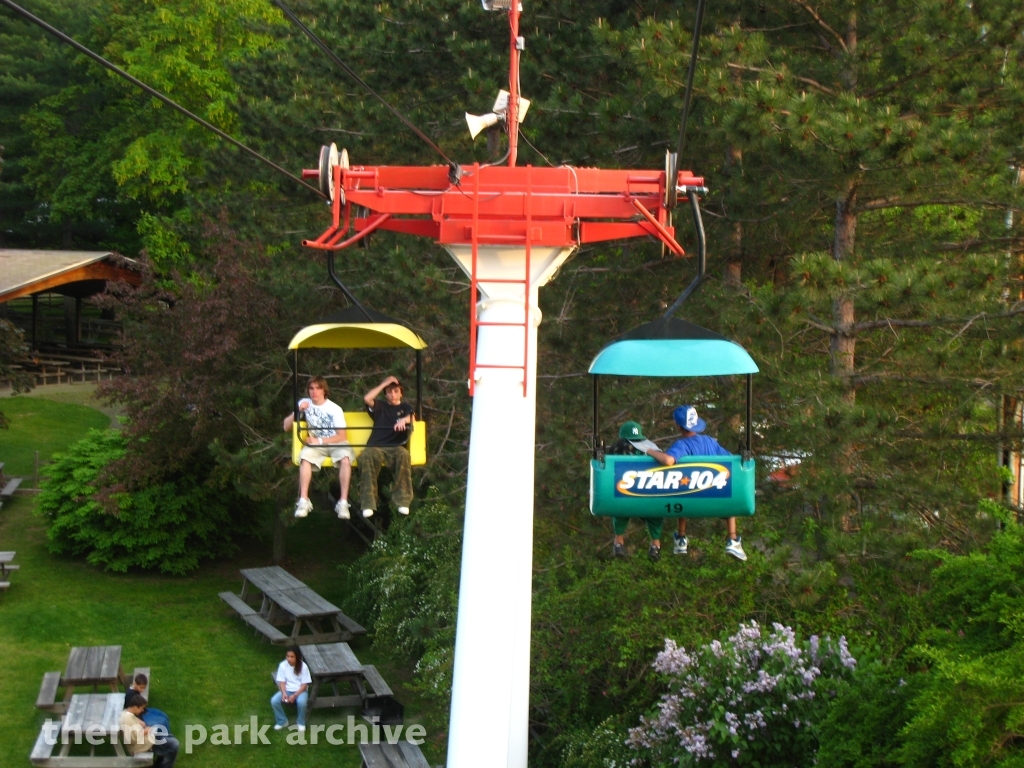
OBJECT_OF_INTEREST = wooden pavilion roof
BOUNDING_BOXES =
[0,250,142,303]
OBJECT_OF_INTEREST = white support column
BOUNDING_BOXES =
[444,245,575,768]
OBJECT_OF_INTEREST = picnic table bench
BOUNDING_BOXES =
[36,646,126,714]
[1,475,23,502]
[220,566,366,645]
[358,741,432,768]
[0,550,17,590]
[30,693,153,767]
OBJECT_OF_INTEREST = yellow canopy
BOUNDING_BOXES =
[288,323,427,351]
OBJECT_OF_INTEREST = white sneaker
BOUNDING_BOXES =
[398,506,410,516]
[335,499,351,519]
[294,498,313,518]
[362,508,374,518]
[673,533,688,555]
[296,725,306,732]
[274,722,287,730]
[725,537,748,562]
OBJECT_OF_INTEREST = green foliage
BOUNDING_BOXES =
[816,515,1024,767]
[102,0,283,201]
[342,492,462,705]
[0,493,376,768]
[895,522,1024,767]
[0,0,129,248]
[0,318,33,428]
[37,428,253,574]
[561,716,635,768]
[816,663,920,768]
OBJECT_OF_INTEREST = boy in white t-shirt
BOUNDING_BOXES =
[282,376,356,519]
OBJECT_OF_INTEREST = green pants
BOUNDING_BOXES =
[359,446,413,511]
[612,517,663,541]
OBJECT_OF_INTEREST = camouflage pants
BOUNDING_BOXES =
[358,446,413,511]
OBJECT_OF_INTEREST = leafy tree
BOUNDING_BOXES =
[9,0,290,257]
[0,0,130,248]
[896,509,1024,767]
[595,0,1024,536]
[0,318,33,428]
[341,492,462,706]
[816,507,1024,767]
[37,428,251,573]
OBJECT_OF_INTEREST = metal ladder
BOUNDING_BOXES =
[468,164,532,396]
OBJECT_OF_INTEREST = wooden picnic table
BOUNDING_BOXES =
[302,642,365,709]
[36,646,126,715]
[65,646,125,691]
[220,566,366,645]
[30,692,153,767]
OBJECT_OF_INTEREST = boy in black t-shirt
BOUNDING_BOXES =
[358,375,415,518]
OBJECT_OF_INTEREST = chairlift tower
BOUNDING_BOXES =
[0,0,708,762]
[302,4,703,765]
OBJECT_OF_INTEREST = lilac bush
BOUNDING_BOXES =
[629,622,856,766]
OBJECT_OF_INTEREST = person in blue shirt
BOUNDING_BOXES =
[647,405,747,562]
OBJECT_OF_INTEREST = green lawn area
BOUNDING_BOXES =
[0,394,110,478]
[0,391,444,767]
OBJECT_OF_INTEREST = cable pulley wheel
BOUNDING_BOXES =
[318,143,349,203]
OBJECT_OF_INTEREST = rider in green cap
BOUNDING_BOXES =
[608,421,675,560]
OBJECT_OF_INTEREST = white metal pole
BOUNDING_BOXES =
[443,243,575,768]
[446,290,539,768]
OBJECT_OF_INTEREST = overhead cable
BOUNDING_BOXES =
[667,0,707,209]
[271,0,459,177]
[675,0,708,163]
[0,0,326,199]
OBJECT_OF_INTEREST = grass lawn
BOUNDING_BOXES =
[0,391,445,767]
[0,394,110,478]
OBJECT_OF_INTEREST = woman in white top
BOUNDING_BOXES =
[271,646,313,731]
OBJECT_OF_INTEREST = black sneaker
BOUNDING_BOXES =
[613,542,627,558]
[648,543,661,561]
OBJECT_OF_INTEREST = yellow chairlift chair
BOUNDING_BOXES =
[289,306,427,468]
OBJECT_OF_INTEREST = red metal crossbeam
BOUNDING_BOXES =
[300,161,704,396]
[303,162,704,253]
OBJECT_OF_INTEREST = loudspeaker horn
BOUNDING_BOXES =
[465,111,502,140]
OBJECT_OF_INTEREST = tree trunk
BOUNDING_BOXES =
[1001,396,1022,510]
[841,12,858,90]
[831,182,858,405]
[725,123,744,284]
[833,180,859,530]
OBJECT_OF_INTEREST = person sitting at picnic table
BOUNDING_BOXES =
[121,690,180,768]
[283,376,356,520]
[129,672,171,734]
[646,404,747,562]
[271,646,312,732]
[358,375,415,518]
[609,421,672,560]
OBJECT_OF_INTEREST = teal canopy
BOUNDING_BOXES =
[588,317,758,377]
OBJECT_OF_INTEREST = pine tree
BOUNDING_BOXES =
[596,0,1024,540]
